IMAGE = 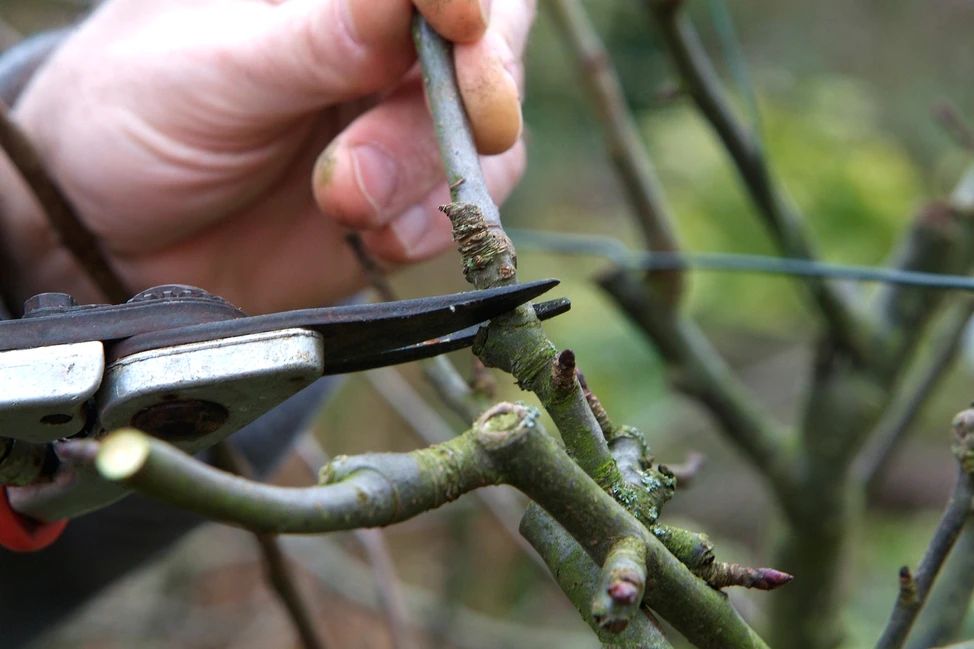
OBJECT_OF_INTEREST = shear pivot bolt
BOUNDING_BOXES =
[130,399,229,442]
[23,292,77,316]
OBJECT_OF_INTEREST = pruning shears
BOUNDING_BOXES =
[0,281,569,550]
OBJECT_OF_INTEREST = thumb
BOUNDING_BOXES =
[240,0,418,116]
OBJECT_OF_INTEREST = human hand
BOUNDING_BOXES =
[2,0,533,314]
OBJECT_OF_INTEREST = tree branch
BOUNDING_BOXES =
[644,1,863,354]
[73,402,769,648]
[855,298,974,491]
[72,426,499,533]
[413,14,617,478]
[409,15,769,647]
[210,442,333,649]
[546,0,683,305]
[905,521,974,649]
[293,435,416,649]
[0,100,129,303]
[874,407,974,649]
[522,506,673,649]
[597,268,793,496]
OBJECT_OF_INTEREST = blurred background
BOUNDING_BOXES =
[3,0,974,647]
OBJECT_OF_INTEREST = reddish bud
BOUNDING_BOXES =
[750,568,794,591]
[551,349,578,393]
[607,579,641,605]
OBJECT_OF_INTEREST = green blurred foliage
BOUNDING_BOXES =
[646,77,925,333]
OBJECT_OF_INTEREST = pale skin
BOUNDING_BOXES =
[0,0,534,315]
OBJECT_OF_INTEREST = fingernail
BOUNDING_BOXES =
[313,141,339,187]
[390,205,431,254]
[351,144,398,216]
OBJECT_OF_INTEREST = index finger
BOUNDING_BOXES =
[414,0,488,43]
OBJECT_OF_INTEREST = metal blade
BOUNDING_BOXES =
[323,297,571,375]
[110,279,560,362]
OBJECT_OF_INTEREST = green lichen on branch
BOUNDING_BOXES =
[651,525,715,572]
[596,412,789,592]
[605,426,675,517]
[521,504,674,648]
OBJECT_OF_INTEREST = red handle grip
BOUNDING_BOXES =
[0,487,67,552]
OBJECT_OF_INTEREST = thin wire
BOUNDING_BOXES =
[508,228,974,292]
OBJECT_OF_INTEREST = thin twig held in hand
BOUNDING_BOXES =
[413,14,614,475]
